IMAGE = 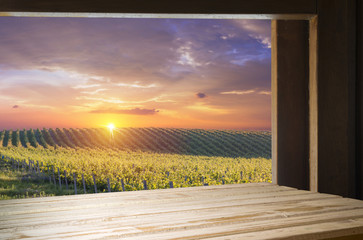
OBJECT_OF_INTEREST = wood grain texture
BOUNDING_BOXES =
[316,0,357,198]
[272,20,309,190]
[0,0,316,14]
[309,16,318,192]
[1,183,363,239]
[271,20,278,185]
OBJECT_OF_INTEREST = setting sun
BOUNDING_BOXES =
[107,123,115,131]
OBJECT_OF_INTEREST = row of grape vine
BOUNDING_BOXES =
[0,128,271,158]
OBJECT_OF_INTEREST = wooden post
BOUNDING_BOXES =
[82,174,86,194]
[169,181,173,188]
[64,170,69,190]
[309,16,318,192]
[73,173,77,195]
[46,166,50,183]
[57,167,62,188]
[143,180,148,190]
[315,0,357,198]
[107,178,111,192]
[120,179,125,191]
[92,174,97,193]
[358,0,363,200]
[271,20,309,190]
[52,166,56,185]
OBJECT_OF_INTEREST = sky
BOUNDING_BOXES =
[0,17,271,130]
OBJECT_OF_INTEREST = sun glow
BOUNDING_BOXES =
[107,123,115,141]
[107,123,115,131]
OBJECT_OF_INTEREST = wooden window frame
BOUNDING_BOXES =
[0,0,360,199]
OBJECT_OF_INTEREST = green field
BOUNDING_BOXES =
[0,128,271,198]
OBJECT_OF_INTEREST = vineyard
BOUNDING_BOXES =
[0,128,271,158]
[0,128,271,196]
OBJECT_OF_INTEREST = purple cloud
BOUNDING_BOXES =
[12,105,19,108]
[196,92,207,98]
[90,108,159,115]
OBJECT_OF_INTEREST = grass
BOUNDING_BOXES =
[0,161,74,200]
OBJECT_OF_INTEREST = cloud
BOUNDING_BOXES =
[76,96,125,104]
[80,88,107,95]
[186,102,229,114]
[220,90,256,95]
[0,82,81,109]
[12,105,19,108]
[232,20,271,48]
[115,82,157,88]
[90,108,159,115]
[258,91,271,95]
[196,92,207,98]
[72,84,101,89]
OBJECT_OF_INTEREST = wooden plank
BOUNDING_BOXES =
[0,182,275,207]
[206,219,363,240]
[15,207,361,240]
[271,20,278,185]
[117,209,363,239]
[0,0,317,15]
[1,195,361,238]
[1,184,363,239]
[271,20,309,190]
[309,16,318,192]
[0,194,354,232]
[0,190,337,225]
[0,185,298,216]
[316,0,357,198]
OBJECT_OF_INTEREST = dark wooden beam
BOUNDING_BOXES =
[0,0,316,15]
[272,20,309,190]
[316,0,356,198]
[357,0,363,200]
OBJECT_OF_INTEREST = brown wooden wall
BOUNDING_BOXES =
[315,0,357,198]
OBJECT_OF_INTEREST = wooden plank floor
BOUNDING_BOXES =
[1,183,363,240]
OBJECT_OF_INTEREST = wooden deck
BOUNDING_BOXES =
[1,183,363,240]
